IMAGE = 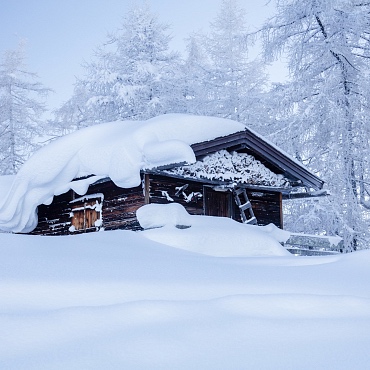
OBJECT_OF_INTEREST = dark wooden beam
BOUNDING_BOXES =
[282,190,329,200]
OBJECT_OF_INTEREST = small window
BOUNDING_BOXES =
[69,194,103,232]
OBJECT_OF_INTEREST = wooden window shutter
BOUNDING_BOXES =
[70,194,103,232]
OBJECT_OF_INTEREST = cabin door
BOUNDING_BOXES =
[203,186,233,218]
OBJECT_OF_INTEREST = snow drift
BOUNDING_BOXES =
[1,229,370,369]
[0,114,244,233]
[137,203,291,257]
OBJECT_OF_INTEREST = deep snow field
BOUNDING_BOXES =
[1,215,370,369]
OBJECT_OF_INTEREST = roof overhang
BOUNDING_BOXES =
[190,129,324,191]
[79,129,324,193]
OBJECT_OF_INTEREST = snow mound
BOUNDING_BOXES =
[137,203,290,257]
[259,222,291,244]
[137,203,192,229]
[0,114,245,233]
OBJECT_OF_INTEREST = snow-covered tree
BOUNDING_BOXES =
[179,34,212,116]
[259,0,370,250]
[52,82,93,134]
[208,0,267,123]
[0,43,50,174]
[182,0,268,127]
[54,3,180,130]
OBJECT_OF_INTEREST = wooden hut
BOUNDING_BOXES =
[31,126,324,235]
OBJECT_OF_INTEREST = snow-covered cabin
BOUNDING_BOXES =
[0,114,324,235]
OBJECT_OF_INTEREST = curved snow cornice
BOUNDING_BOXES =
[0,114,245,233]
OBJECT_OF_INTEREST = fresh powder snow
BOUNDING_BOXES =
[1,222,370,369]
[0,114,244,233]
[137,203,290,257]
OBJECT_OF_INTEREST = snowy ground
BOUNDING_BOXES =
[1,221,370,369]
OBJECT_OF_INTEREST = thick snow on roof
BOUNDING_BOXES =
[0,114,244,233]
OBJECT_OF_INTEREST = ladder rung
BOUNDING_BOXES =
[233,187,258,226]
[239,202,251,210]
[245,217,257,225]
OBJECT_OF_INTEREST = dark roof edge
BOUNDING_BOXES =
[191,129,324,191]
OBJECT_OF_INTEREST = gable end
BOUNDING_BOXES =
[191,130,324,190]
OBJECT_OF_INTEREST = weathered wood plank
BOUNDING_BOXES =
[149,175,204,216]
[246,190,282,228]
[96,180,145,231]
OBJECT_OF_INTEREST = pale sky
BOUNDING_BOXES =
[1,0,282,113]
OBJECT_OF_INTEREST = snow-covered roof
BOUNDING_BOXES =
[0,114,245,233]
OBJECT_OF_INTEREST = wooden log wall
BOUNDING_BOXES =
[246,190,283,228]
[32,179,146,235]
[84,179,145,231]
[148,174,204,216]
[31,175,283,236]
[31,190,74,235]
[149,175,283,228]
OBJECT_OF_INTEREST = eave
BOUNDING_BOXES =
[190,129,324,191]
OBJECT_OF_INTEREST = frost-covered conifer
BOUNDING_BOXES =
[183,0,267,127]
[260,0,370,250]
[0,42,50,174]
[180,34,212,116]
[54,3,180,130]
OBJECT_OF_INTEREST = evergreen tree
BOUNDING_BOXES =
[0,43,50,174]
[180,33,212,116]
[182,0,268,128]
[54,3,180,130]
[259,0,370,250]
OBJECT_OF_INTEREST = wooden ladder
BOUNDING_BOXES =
[233,187,257,225]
